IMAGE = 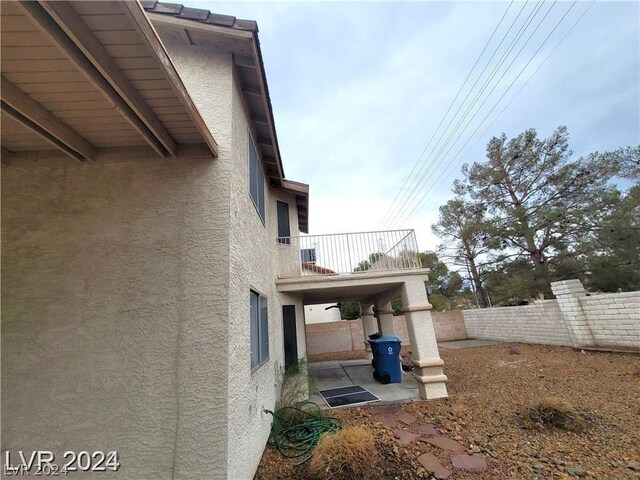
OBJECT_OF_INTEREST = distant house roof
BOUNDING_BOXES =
[302,262,337,275]
[142,1,309,233]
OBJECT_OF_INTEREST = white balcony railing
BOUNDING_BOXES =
[277,229,422,277]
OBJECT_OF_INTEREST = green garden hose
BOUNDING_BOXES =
[264,401,342,465]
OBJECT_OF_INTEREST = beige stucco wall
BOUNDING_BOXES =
[1,153,232,479]
[304,303,342,323]
[225,62,306,480]
[2,25,307,480]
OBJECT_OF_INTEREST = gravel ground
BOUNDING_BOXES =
[255,343,640,479]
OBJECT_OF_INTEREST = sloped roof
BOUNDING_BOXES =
[141,1,258,32]
[143,1,309,233]
[302,263,337,275]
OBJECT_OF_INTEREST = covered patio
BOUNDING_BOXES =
[276,230,449,400]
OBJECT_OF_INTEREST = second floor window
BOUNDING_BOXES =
[277,200,290,244]
[248,134,265,224]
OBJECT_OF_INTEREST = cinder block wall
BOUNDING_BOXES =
[305,320,363,355]
[431,311,469,341]
[462,300,573,346]
[305,311,467,356]
[579,292,640,348]
[462,283,640,349]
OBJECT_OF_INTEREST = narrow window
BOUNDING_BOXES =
[250,290,269,370]
[277,200,291,244]
[250,291,260,369]
[248,134,265,224]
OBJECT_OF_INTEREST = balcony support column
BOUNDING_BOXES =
[375,300,397,338]
[401,277,448,399]
[360,303,377,360]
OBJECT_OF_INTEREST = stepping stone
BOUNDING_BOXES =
[396,411,417,425]
[422,436,465,453]
[412,423,438,436]
[418,453,451,479]
[369,404,401,415]
[393,430,420,446]
[376,415,397,428]
[451,453,488,471]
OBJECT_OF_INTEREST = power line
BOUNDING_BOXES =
[395,0,574,226]
[459,0,597,162]
[397,0,583,228]
[390,1,548,225]
[382,1,531,229]
[378,0,518,228]
[391,0,556,228]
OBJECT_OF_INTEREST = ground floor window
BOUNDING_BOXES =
[250,290,269,369]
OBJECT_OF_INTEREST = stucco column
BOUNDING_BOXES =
[360,303,377,360]
[375,300,397,337]
[550,280,596,347]
[401,277,448,399]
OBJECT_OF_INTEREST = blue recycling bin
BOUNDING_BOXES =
[369,336,402,384]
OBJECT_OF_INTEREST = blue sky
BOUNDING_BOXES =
[211,0,639,250]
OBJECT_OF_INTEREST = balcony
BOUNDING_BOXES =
[275,229,447,400]
[277,229,423,279]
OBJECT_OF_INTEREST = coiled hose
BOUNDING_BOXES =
[264,401,342,465]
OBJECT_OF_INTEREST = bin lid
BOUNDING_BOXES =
[369,335,401,343]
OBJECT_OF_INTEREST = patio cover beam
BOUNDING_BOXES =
[18,1,170,158]
[121,1,219,157]
[1,77,96,161]
[1,144,213,166]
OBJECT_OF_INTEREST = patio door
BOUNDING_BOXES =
[282,305,298,370]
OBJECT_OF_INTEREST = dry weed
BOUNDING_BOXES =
[520,396,588,432]
[307,426,377,480]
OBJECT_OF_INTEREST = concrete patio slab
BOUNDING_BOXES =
[438,339,501,349]
[308,359,421,408]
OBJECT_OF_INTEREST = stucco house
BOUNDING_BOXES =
[1,2,448,479]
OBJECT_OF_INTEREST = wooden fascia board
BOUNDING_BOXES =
[233,54,257,69]
[146,12,254,39]
[282,180,309,195]
[2,143,213,166]
[18,1,168,158]
[39,0,178,157]
[1,77,96,160]
[122,2,220,157]
[248,34,285,182]
[251,114,268,126]
[231,65,283,191]
[243,86,262,97]
[281,180,309,233]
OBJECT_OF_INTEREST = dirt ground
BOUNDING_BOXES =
[255,343,640,479]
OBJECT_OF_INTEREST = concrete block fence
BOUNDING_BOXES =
[464,280,639,349]
[305,311,467,356]
[305,280,639,357]
[462,300,572,346]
